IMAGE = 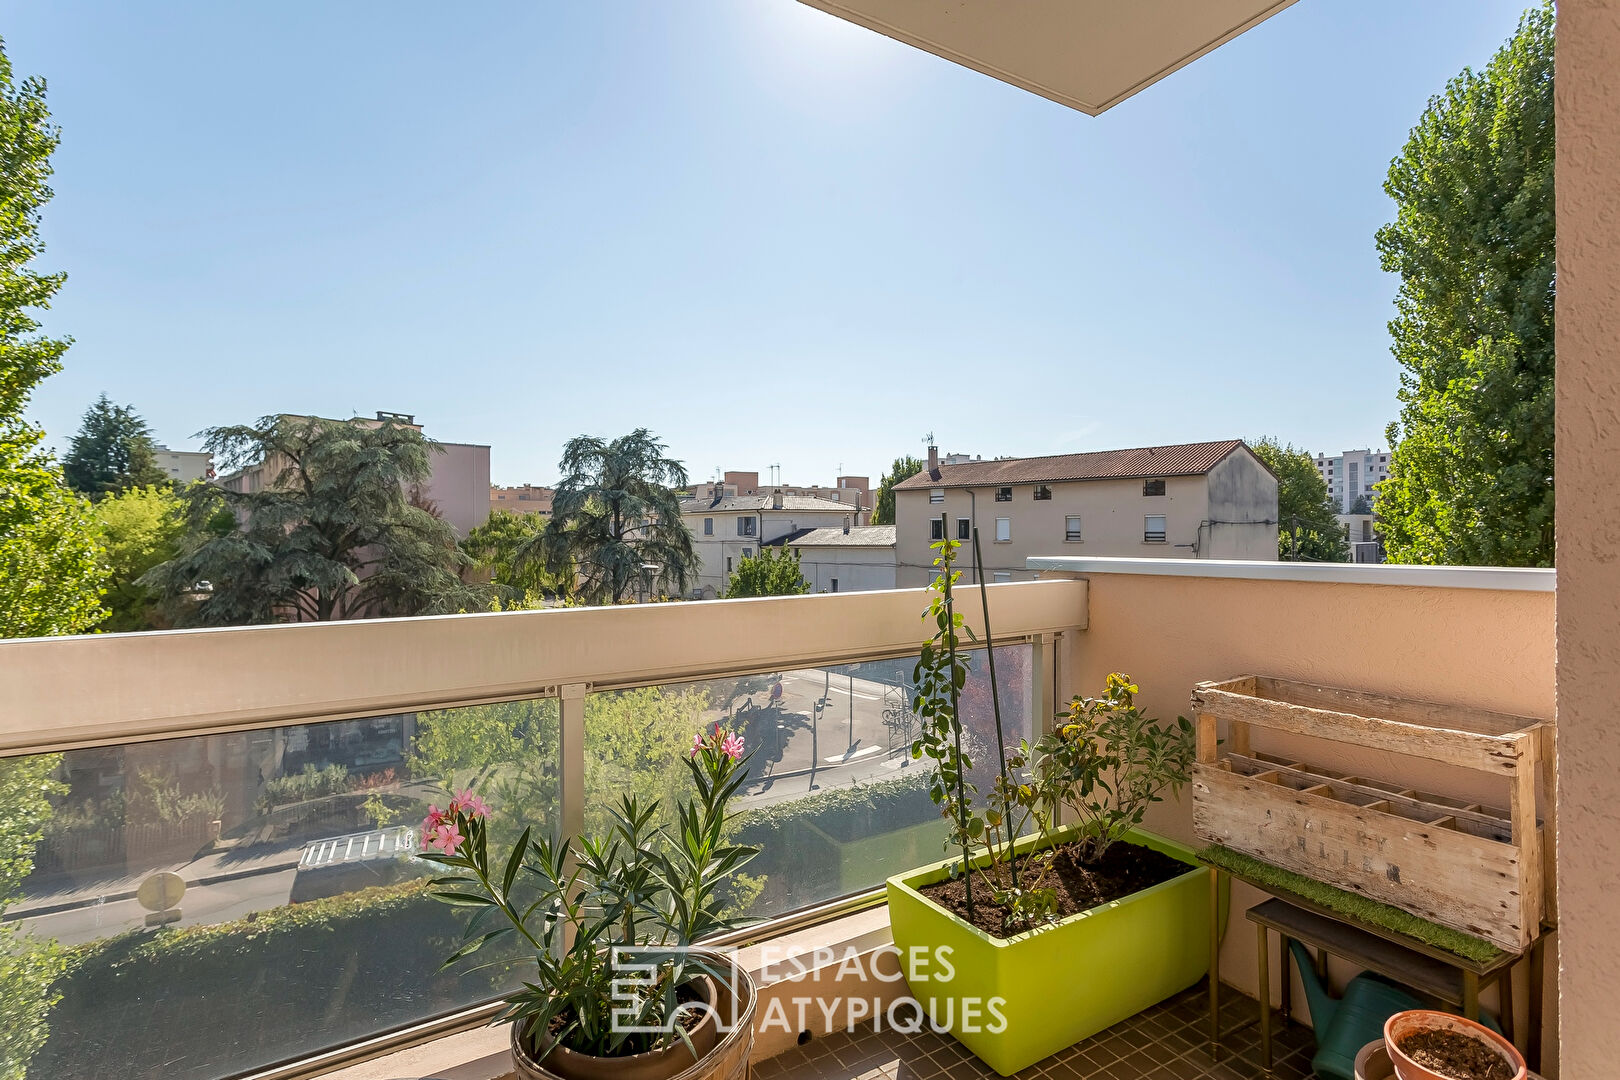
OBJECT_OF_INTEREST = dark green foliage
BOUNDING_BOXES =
[1376,3,1555,567]
[62,394,166,498]
[36,880,519,1080]
[726,546,810,597]
[144,415,489,624]
[522,429,698,605]
[871,455,926,526]
[1251,438,1348,562]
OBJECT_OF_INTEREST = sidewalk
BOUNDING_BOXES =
[7,837,308,921]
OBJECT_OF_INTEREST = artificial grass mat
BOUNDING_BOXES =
[1197,844,1504,965]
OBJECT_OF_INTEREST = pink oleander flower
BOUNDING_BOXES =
[451,789,490,819]
[690,731,705,757]
[425,821,465,855]
[719,731,745,761]
[422,805,445,836]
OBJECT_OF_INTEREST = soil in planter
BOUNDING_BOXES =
[1396,1030,1515,1080]
[917,838,1189,939]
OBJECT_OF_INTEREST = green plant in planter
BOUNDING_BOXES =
[909,519,1194,933]
[419,725,759,1065]
[910,525,1052,931]
[1032,674,1195,862]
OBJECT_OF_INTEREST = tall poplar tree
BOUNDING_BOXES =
[1375,3,1555,566]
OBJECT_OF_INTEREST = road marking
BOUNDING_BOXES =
[824,745,884,764]
[825,685,881,701]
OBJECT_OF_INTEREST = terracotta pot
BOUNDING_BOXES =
[509,953,756,1080]
[1384,1010,1526,1080]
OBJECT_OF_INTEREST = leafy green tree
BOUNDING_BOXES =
[1251,438,1348,562]
[524,429,697,605]
[62,394,166,499]
[0,38,106,645]
[726,546,810,598]
[461,508,566,601]
[871,455,925,527]
[91,485,185,631]
[1375,2,1554,567]
[0,447,104,639]
[145,415,489,624]
[0,755,67,1080]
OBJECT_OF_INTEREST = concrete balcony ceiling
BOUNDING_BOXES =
[795,0,1298,115]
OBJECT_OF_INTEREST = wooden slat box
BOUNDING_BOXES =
[1190,676,1549,952]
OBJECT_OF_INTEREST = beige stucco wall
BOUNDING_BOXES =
[896,469,1277,587]
[423,442,491,538]
[687,507,855,595]
[1554,2,1620,1076]
[791,545,899,593]
[1058,569,1554,1054]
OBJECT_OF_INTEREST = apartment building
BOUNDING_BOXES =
[1313,448,1390,514]
[893,440,1278,586]
[679,490,858,597]
[765,524,898,593]
[490,484,554,517]
[216,411,491,537]
[686,470,872,525]
[153,445,214,484]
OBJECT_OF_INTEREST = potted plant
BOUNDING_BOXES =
[1384,1011,1526,1080]
[420,725,760,1080]
[886,523,1208,1076]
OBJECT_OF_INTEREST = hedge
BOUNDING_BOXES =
[33,879,520,1080]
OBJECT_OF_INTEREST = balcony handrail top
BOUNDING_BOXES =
[1024,555,1554,593]
[0,580,1085,755]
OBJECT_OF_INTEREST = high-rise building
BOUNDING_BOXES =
[1312,449,1391,514]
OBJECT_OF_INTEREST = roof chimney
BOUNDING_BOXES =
[927,442,940,478]
[772,488,784,510]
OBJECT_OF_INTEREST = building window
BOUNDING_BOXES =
[726,557,733,573]
[1143,479,1166,496]
[929,488,944,504]
[1065,516,1083,542]
[956,518,971,541]
[1033,485,1052,501]
[995,517,1011,543]
[992,571,1011,583]
[995,486,1012,502]
[930,519,945,541]
[742,547,752,558]
[830,578,839,593]
[738,517,756,537]
[703,518,713,536]
[1144,515,1167,543]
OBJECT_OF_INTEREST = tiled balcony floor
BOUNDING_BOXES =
[755,981,1317,1080]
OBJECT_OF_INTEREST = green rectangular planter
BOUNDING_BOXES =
[885,826,1211,1076]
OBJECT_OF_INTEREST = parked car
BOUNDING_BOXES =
[287,825,425,903]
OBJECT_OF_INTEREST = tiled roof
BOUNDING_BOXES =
[765,526,897,548]
[892,440,1250,490]
[678,494,855,514]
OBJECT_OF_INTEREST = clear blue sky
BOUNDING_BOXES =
[10,1,1531,487]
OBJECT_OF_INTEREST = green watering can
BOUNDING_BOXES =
[1285,939,1500,1080]
[1289,939,1503,1075]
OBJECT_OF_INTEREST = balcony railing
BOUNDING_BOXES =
[0,582,1083,1080]
[0,561,1559,1080]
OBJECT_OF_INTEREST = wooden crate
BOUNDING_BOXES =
[1190,676,1549,952]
